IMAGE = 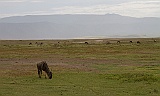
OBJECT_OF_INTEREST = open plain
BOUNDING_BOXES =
[0,38,160,96]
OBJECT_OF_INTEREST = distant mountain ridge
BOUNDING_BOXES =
[0,14,160,40]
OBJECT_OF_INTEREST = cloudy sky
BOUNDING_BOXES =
[0,0,160,18]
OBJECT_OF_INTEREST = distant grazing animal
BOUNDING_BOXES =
[137,41,141,44]
[85,42,89,44]
[117,41,120,43]
[37,61,52,79]
[130,41,133,43]
[154,40,156,42]
[29,43,32,45]
[35,42,43,46]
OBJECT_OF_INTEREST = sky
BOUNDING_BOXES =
[0,0,160,18]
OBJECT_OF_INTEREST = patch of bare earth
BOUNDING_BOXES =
[0,54,123,77]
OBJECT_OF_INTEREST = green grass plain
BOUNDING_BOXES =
[0,38,160,96]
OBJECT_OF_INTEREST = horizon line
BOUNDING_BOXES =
[1,13,160,19]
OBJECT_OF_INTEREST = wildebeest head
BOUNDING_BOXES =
[48,71,52,79]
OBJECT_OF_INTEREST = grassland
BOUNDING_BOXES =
[0,38,160,96]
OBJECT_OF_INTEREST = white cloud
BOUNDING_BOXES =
[51,0,160,17]
[0,0,44,3]
[0,0,160,18]
[0,0,26,2]
[30,0,44,3]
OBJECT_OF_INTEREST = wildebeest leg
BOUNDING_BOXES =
[38,70,42,78]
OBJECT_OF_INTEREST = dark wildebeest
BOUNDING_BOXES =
[85,42,89,44]
[117,41,120,44]
[130,41,133,43]
[137,41,141,44]
[35,42,43,46]
[37,61,52,79]
[29,43,32,45]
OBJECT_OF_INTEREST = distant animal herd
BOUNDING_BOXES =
[29,39,157,47]
[29,42,43,46]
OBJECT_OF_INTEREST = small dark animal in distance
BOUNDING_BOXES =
[130,41,133,43]
[137,41,141,44]
[29,43,32,45]
[35,42,43,46]
[117,41,120,43]
[85,42,89,44]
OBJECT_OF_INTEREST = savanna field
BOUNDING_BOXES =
[0,38,160,96]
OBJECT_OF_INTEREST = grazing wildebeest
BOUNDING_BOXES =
[37,61,52,79]
[29,43,32,45]
[130,41,133,43]
[117,41,120,43]
[85,42,89,44]
[35,42,43,46]
[137,41,141,44]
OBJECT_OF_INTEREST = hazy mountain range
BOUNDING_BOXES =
[0,14,160,40]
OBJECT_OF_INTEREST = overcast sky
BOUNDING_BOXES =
[0,0,160,18]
